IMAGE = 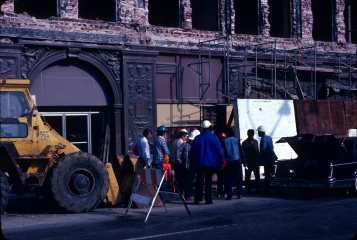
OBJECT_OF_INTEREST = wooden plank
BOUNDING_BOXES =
[314,101,332,135]
[294,100,317,134]
[344,101,357,130]
[328,101,347,137]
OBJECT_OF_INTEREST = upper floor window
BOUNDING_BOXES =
[311,0,335,41]
[148,0,179,27]
[234,0,259,35]
[268,0,291,38]
[78,0,115,21]
[191,0,219,31]
[14,0,57,19]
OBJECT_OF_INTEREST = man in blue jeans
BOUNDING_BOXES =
[189,120,224,205]
[256,125,277,194]
[222,127,246,200]
[152,125,170,194]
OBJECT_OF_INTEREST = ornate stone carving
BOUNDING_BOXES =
[228,66,242,99]
[95,51,121,82]
[0,58,15,79]
[21,47,49,78]
[126,64,153,146]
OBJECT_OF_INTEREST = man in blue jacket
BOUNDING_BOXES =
[256,125,277,194]
[189,120,224,205]
[222,127,246,200]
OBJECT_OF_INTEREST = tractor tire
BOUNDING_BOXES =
[49,152,109,213]
[0,170,10,213]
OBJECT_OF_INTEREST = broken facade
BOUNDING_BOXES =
[0,0,356,155]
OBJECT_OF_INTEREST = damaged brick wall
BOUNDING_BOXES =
[0,0,355,53]
[0,0,13,13]
[60,0,78,19]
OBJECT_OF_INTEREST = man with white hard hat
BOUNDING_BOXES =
[176,129,200,200]
[189,120,224,205]
[256,125,277,194]
[171,128,189,193]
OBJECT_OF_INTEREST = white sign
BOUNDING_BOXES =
[234,99,298,160]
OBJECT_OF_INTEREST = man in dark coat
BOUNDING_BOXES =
[242,129,261,193]
[189,120,224,205]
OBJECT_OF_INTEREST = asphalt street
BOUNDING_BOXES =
[1,188,357,240]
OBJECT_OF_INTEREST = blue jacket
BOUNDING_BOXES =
[256,134,277,166]
[223,137,240,161]
[189,130,224,168]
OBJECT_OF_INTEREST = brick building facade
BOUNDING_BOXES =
[0,0,356,156]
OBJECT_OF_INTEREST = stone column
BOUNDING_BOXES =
[180,0,192,29]
[259,0,271,37]
[229,0,235,35]
[1,0,14,13]
[118,0,148,25]
[335,0,346,44]
[300,0,313,41]
[59,0,78,19]
[121,50,158,154]
[113,104,124,155]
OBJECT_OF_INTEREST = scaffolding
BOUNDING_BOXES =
[189,38,356,126]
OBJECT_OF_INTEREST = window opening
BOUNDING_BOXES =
[191,0,219,31]
[234,0,259,35]
[344,0,357,43]
[78,0,115,21]
[40,112,100,155]
[311,0,334,41]
[268,0,291,38]
[14,0,57,19]
[148,0,179,27]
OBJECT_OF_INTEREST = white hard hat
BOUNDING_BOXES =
[202,120,211,129]
[188,129,200,140]
[180,129,188,133]
[257,125,266,132]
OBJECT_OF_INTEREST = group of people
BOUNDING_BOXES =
[131,120,277,205]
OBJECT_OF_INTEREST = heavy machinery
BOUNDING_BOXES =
[0,79,110,213]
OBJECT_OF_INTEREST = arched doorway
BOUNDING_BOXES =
[29,59,114,156]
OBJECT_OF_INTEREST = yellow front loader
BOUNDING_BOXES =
[0,79,118,213]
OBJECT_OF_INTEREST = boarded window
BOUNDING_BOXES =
[148,0,179,27]
[344,0,357,43]
[311,0,334,41]
[14,0,57,19]
[268,0,290,38]
[234,0,259,35]
[191,0,219,31]
[78,0,115,21]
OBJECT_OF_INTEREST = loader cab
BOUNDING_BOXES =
[0,80,32,139]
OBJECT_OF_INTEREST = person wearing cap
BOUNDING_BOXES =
[176,130,200,200]
[170,129,189,194]
[152,125,170,169]
[255,125,277,194]
[242,129,260,193]
[189,120,224,205]
[152,125,170,196]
